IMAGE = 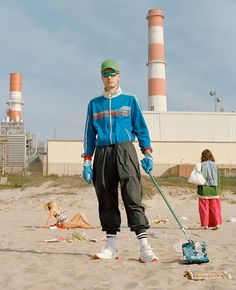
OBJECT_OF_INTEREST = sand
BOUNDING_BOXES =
[0,179,235,290]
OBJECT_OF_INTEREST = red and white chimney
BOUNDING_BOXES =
[7,73,24,122]
[147,9,167,111]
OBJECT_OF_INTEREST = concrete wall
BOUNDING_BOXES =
[47,140,84,176]
[143,111,236,141]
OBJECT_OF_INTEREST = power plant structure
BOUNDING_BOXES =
[0,73,34,174]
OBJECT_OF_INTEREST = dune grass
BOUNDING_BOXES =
[0,174,235,196]
[142,175,236,199]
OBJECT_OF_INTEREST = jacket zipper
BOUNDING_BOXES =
[109,98,112,144]
[125,128,131,141]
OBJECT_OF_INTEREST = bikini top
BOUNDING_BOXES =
[54,211,68,222]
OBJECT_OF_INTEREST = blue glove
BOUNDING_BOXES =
[141,150,153,174]
[83,160,93,184]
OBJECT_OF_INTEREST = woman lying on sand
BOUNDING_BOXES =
[43,201,99,229]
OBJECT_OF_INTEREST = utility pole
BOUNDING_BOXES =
[210,90,220,112]
[53,129,56,140]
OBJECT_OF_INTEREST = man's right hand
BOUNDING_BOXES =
[141,149,153,174]
[83,159,93,184]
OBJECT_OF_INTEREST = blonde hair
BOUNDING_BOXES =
[44,202,55,211]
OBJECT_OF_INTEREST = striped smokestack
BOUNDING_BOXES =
[7,73,24,122]
[147,8,167,111]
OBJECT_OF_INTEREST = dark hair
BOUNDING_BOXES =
[201,149,215,162]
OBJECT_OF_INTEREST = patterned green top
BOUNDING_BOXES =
[197,184,220,198]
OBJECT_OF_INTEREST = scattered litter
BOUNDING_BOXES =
[185,223,201,230]
[147,230,158,239]
[150,219,169,225]
[41,232,100,244]
[147,229,167,239]
[229,217,236,223]
[67,232,89,243]
[49,225,58,230]
[180,216,188,221]
[182,241,209,264]
[42,236,67,243]
[159,229,167,239]
[42,238,59,243]
[184,270,232,280]
[173,239,186,253]
[23,225,42,230]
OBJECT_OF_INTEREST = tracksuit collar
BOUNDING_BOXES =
[103,86,122,98]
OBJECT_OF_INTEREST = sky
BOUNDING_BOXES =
[0,0,235,141]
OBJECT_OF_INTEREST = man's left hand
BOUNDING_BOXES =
[83,159,93,184]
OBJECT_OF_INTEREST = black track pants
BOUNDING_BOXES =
[93,142,149,234]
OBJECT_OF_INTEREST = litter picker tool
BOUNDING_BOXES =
[149,174,209,264]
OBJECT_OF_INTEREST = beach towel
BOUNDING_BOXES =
[49,224,82,230]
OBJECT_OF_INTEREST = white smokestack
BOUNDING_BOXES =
[147,8,167,111]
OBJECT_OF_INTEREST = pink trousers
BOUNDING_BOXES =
[198,198,222,227]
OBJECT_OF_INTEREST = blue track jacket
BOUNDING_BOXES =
[83,91,151,157]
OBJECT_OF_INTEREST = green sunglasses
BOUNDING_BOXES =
[101,71,119,78]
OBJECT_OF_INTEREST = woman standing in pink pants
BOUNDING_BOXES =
[197,149,222,230]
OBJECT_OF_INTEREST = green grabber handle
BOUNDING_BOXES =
[149,173,191,243]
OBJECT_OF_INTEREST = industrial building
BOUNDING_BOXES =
[46,8,236,177]
[0,73,42,174]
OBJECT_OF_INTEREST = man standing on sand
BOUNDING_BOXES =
[82,59,158,263]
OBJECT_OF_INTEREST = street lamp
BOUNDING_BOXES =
[210,90,220,112]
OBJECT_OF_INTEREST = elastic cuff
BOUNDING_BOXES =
[84,155,92,160]
[135,229,147,235]
[106,230,118,235]
[142,148,153,154]
[131,225,150,234]
[102,227,120,233]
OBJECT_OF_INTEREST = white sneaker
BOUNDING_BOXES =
[94,244,119,260]
[139,244,159,263]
